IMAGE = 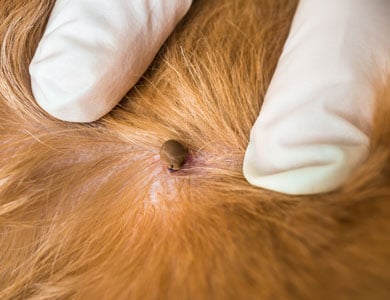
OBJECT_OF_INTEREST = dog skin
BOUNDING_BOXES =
[0,0,389,299]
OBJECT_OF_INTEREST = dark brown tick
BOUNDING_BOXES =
[160,140,188,171]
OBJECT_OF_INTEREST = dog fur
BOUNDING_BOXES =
[0,0,389,299]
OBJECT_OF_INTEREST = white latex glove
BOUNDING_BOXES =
[30,0,192,122]
[244,0,390,195]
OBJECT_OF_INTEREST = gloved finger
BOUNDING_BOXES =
[29,0,192,122]
[243,0,390,195]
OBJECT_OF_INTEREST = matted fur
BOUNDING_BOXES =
[1,0,389,299]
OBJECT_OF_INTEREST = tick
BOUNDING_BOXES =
[159,140,188,171]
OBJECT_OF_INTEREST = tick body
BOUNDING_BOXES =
[160,140,188,171]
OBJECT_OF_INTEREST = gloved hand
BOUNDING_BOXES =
[243,0,390,195]
[29,0,192,122]
[31,0,389,195]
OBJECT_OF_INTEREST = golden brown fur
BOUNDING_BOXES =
[1,0,389,299]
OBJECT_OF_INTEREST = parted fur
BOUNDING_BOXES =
[0,0,389,299]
